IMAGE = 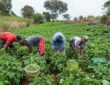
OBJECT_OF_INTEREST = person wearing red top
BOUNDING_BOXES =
[0,32,22,52]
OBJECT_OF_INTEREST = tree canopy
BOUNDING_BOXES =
[63,14,70,20]
[21,5,35,18]
[44,0,68,21]
[0,0,12,15]
[104,0,110,15]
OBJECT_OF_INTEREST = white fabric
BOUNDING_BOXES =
[73,36,81,47]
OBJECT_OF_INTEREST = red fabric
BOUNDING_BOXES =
[37,37,46,56]
[0,32,16,45]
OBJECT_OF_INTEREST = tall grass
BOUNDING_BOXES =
[0,15,32,32]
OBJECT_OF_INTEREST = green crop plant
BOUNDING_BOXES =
[22,53,48,73]
[0,54,24,85]
[0,22,110,84]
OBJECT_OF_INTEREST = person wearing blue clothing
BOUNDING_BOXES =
[52,32,66,52]
[19,35,46,56]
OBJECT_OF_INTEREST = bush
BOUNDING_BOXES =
[33,13,44,24]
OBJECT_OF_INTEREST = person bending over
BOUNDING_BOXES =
[19,35,46,56]
[0,32,22,52]
[52,32,66,52]
[69,36,88,59]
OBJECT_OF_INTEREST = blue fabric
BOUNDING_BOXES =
[26,36,41,48]
[52,32,66,50]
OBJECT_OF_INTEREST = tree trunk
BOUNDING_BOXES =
[52,19,54,25]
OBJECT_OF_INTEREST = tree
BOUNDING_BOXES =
[44,0,68,24]
[104,0,110,15]
[74,17,77,21]
[10,11,16,16]
[0,0,12,15]
[87,15,94,19]
[79,16,84,20]
[63,14,70,21]
[21,5,34,18]
[101,15,108,24]
[43,12,50,22]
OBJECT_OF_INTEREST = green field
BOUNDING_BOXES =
[11,22,110,57]
[1,22,110,85]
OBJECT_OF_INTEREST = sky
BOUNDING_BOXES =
[12,0,108,19]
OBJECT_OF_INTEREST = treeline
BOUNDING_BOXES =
[21,0,68,24]
[72,0,110,25]
[1,0,110,25]
[0,0,69,24]
[0,0,12,15]
[101,0,110,25]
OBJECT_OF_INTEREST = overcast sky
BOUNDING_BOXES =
[12,0,108,19]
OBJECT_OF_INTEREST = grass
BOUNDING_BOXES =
[0,15,31,31]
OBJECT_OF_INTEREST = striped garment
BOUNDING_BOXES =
[37,37,46,56]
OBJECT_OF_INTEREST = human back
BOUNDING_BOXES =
[72,36,82,47]
[0,32,16,41]
[52,32,66,51]
[26,35,41,47]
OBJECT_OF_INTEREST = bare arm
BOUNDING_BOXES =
[74,45,80,58]
[28,46,32,53]
[79,48,83,59]
[79,43,85,59]
[4,44,9,53]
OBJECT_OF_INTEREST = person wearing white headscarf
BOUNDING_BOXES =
[70,36,89,59]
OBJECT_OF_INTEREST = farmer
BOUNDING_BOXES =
[52,32,66,52]
[0,32,22,52]
[19,35,46,56]
[69,36,88,59]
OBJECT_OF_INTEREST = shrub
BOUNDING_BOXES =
[33,13,44,24]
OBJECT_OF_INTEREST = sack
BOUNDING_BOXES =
[24,64,40,81]
[92,58,107,65]
[102,80,110,85]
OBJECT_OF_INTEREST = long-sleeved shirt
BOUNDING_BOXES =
[70,36,82,48]
[52,32,66,50]
[0,32,16,45]
[26,35,41,48]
